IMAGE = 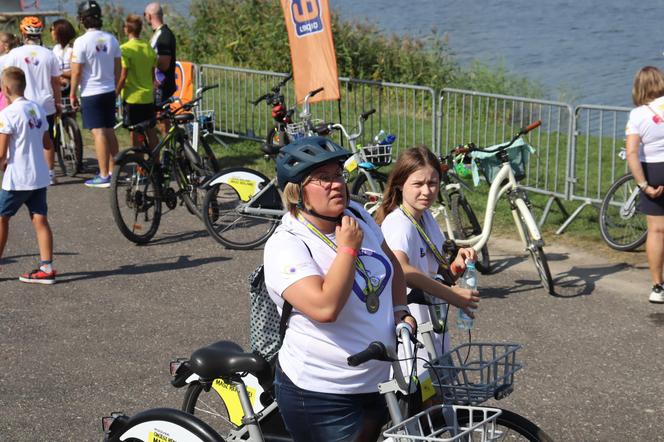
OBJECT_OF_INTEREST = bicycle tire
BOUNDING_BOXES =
[455,407,553,442]
[183,381,235,438]
[449,192,491,274]
[62,116,83,176]
[180,138,220,220]
[53,124,67,176]
[110,155,162,244]
[203,167,281,250]
[350,170,388,202]
[599,173,647,251]
[514,199,554,295]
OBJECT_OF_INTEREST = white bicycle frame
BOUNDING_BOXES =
[451,160,543,253]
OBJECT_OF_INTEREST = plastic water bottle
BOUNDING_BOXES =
[456,260,477,330]
[381,133,396,145]
[373,129,386,144]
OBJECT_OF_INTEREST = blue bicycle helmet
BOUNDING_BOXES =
[277,136,351,190]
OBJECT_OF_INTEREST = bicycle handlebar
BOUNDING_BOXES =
[452,120,542,155]
[361,109,376,120]
[347,341,390,367]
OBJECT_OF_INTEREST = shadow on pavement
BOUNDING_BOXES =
[55,254,231,283]
[140,229,211,246]
[550,262,630,298]
[1,251,79,263]
[648,312,664,326]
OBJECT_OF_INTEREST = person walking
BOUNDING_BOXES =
[116,14,157,149]
[3,17,62,186]
[70,0,121,188]
[144,2,176,135]
[0,67,57,284]
[625,66,664,303]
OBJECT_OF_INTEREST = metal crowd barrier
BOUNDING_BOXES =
[560,105,631,233]
[191,62,634,234]
[438,88,573,227]
[197,64,437,155]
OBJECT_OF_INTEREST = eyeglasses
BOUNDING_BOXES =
[306,170,349,189]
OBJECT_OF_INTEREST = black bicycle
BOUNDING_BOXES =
[53,98,83,176]
[110,85,222,244]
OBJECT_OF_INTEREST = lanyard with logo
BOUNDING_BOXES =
[297,214,382,313]
[399,204,449,270]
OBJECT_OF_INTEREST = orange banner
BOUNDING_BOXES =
[281,0,340,104]
[170,61,196,112]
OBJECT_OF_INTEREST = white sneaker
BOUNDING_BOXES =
[49,171,56,186]
[649,284,664,303]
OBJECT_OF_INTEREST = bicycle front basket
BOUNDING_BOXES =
[382,404,502,441]
[470,139,534,186]
[361,143,393,166]
[428,342,522,405]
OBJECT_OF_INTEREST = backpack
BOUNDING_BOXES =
[248,206,367,363]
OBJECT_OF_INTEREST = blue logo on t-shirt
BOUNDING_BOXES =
[290,0,324,37]
[351,249,392,304]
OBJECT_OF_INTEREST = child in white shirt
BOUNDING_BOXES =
[0,67,56,284]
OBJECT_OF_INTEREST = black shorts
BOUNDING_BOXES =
[122,102,156,127]
[639,161,664,216]
[81,91,116,129]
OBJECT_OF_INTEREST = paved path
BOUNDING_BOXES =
[0,174,662,441]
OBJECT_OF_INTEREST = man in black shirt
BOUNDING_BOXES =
[144,2,176,134]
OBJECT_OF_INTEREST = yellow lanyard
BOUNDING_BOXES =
[297,214,381,313]
[399,205,449,269]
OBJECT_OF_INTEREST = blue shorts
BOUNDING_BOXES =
[81,91,116,129]
[0,187,48,217]
[274,364,387,442]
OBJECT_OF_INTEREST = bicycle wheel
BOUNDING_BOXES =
[203,167,281,250]
[61,116,83,176]
[110,155,162,244]
[350,170,388,203]
[514,199,554,295]
[455,407,553,441]
[599,173,647,251]
[449,192,491,274]
[183,381,235,437]
[179,138,219,220]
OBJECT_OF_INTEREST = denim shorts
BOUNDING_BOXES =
[273,363,387,442]
[0,187,48,217]
[81,91,116,129]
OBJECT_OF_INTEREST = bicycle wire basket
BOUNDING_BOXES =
[361,143,393,166]
[383,404,502,441]
[286,119,323,140]
[427,342,522,405]
[470,139,534,185]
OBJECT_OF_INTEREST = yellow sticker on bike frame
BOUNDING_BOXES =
[421,377,436,402]
[227,177,258,202]
[211,378,257,426]
[149,431,177,442]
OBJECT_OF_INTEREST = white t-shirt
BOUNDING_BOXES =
[382,208,450,376]
[71,29,120,97]
[3,44,61,115]
[52,44,73,72]
[0,97,49,191]
[264,205,395,394]
[625,96,664,163]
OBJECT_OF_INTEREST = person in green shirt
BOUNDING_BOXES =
[115,14,157,148]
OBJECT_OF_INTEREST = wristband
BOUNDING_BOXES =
[393,304,410,314]
[638,180,648,191]
[450,261,461,275]
[338,246,358,258]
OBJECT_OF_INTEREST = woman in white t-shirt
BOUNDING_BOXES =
[376,147,479,367]
[50,19,76,97]
[264,136,413,442]
[625,66,664,303]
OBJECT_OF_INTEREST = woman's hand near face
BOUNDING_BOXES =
[336,215,363,251]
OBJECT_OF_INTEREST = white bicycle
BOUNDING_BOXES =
[447,121,555,295]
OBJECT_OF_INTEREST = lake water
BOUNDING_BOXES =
[42,0,660,107]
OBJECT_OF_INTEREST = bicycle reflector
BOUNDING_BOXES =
[169,358,188,377]
[101,412,125,434]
